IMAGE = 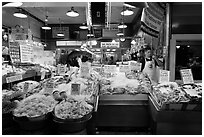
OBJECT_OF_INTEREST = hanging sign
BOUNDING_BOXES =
[6,75,23,83]
[119,65,130,73]
[19,42,33,63]
[159,70,170,83]
[71,83,80,95]
[104,65,117,73]
[180,69,194,84]
[101,42,120,48]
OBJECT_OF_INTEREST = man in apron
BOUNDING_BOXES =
[141,46,163,84]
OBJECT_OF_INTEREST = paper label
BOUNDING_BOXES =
[104,65,117,73]
[71,83,80,95]
[129,61,142,71]
[80,62,90,77]
[159,70,170,83]
[41,71,46,80]
[180,69,194,84]
[44,82,54,94]
[6,75,22,83]
[119,65,130,73]
[57,64,67,75]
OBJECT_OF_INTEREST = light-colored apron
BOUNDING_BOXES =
[142,59,158,84]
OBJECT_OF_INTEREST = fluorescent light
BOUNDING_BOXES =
[57,33,64,37]
[79,23,88,29]
[3,2,23,7]
[66,7,79,17]
[118,24,127,29]
[13,9,27,18]
[107,49,110,51]
[187,45,190,48]
[96,49,100,51]
[121,8,134,16]
[112,49,116,51]
[117,32,124,36]
[123,3,136,8]
[87,34,94,37]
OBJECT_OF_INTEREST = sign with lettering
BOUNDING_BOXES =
[104,65,117,73]
[71,83,80,95]
[6,75,22,83]
[101,42,120,48]
[57,64,67,75]
[159,70,170,83]
[119,65,130,73]
[180,69,194,84]
[80,62,90,78]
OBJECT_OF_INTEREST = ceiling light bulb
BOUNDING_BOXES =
[117,32,124,36]
[121,8,134,16]
[66,7,79,17]
[120,38,125,42]
[57,33,64,37]
[87,34,94,37]
[79,25,88,29]
[3,2,23,7]
[131,40,136,44]
[176,46,180,49]
[42,25,51,30]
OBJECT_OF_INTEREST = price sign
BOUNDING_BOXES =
[23,82,29,93]
[80,62,90,77]
[159,70,170,83]
[57,64,67,75]
[44,82,54,94]
[6,75,23,83]
[71,83,80,95]
[180,69,194,84]
[41,71,46,80]
[119,65,130,73]
[129,61,142,71]
[104,65,117,73]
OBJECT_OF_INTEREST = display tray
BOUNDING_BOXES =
[149,91,202,111]
[2,70,37,84]
[96,94,150,127]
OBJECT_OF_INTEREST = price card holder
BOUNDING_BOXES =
[41,71,46,80]
[159,70,170,83]
[80,62,90,78]
[119,65,130,73]
[23,82,29,93]
[6,75,23,83]
[104,65,117,73]
[71,83,80,95]
[180,69,194,84]
[57,64,67,75]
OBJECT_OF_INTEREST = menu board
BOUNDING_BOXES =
[159,70,170,83]
[71,83,80,95]
[180,69,194,84]
[104,65,117,73]
[9,42,21,63]
[119,65,130,73]
[19,42,33,63]
[129,61,142,71]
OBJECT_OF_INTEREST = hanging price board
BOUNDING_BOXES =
[6,75,23,83]
[119,65,130,73]
[159,70,170,83]
[180,69,194,84]
[71,83,80,95]
[41,71,46,80]
[104,65,117,73]
[129,61,142,71]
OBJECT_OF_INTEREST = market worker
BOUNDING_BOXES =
[130,48,138,61]
[140,46,163,83]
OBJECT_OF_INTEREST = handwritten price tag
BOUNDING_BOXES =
[159,70,170,83]
[104,65,117,73]
[119,65,130,73]
[180,69,194,84]
[71,83,80,95]
[6,75,22,83]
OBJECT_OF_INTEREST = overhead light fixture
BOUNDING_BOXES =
[112,49,116,51]
[45,15,48,22]
[87,28,94,37]
[79,23,88,29]
[42,24,51,30]
[187,45,190,48]
[13,9,27,18]
[87,34,94,37]
[117,32,124,36]
[57,18,64,37]
[123,3,136,8]
[66,7,79,17]
[120,38,125,42]
[176,45,180,49]
[3,2,23,7]
[112,39,116,43]
[121,7,134,16]
[118,23,127,29]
